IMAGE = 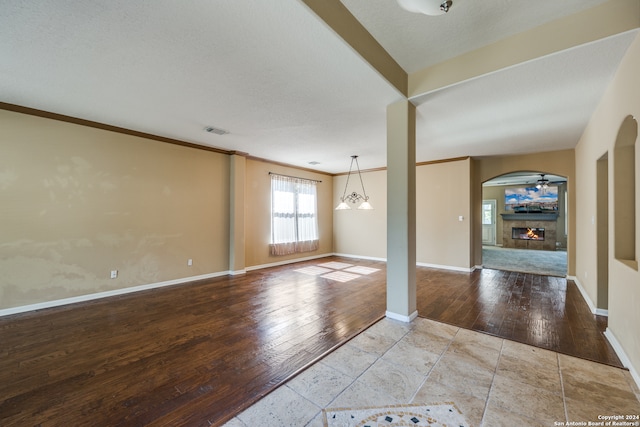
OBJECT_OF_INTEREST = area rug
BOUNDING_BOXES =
[323,402,468,427]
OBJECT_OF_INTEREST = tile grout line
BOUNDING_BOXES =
[558,352,569,424]
[283,383,326,427]
[478,337,505,427]
[324,318,455,412]
[408,325,460,404]
[321,319,413,410]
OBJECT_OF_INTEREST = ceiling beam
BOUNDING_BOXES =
[409,0,640,101]
[300,0,407,96]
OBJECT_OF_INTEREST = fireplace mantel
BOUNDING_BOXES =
[500,213,559,221]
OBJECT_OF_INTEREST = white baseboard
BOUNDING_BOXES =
[604,328,640,391]
[569,275,609,316]
[386,310,418,323]
[569,275,598,315]
[0,271,230,318]
[332,253,387,262]
[417,261,475,273]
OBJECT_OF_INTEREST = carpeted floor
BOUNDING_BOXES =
[482,246,567,277]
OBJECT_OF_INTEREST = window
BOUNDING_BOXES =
[482,203,493,225]
[270,174,319,256]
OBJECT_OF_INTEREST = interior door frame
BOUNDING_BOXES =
[482,199,497,246]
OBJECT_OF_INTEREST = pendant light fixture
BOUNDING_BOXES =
[335,155,373,210]
[396,0,453,16]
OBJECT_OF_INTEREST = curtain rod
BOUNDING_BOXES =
[268,172,322,183]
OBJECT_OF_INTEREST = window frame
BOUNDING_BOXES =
[269,174,319,256]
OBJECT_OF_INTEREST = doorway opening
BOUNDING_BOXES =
[481,171,568,277]
[482,199,496,246]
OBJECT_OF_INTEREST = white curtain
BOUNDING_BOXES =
[270,174,319,256]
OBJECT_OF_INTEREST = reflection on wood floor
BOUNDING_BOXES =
[416,266,621,368]
[0,256,622,426]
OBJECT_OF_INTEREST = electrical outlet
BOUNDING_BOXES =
[110,270,118,279]
[188,259,193,266]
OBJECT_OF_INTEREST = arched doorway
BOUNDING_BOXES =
[481,171,568,277]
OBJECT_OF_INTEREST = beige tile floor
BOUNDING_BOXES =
[222,317,640,427]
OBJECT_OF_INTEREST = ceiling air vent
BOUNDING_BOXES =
[204,126,229,135]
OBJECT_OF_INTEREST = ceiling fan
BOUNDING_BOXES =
[536,174,550,190]
[396,0,453,16]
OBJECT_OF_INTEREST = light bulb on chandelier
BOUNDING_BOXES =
[536,173,549,190]
[335,155,373,210]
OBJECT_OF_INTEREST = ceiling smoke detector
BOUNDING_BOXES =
[204,126,229,135]
[397,0,453,16]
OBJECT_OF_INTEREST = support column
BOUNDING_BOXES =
[229,153,246,274]
[386,100,417,322]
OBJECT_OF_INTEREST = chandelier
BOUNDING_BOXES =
[335,155,373,210]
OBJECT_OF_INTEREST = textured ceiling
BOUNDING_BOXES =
[340,0,616,73]
[0,0,401,172]
[413,32,638,161]
[0,0,638,174]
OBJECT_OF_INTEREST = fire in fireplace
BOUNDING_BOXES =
[512,227,545,240]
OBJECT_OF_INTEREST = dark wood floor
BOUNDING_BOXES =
[416,267,621,367]
[0,256,621,426]
[0,258,386,427]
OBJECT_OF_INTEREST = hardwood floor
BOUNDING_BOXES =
[0,257,622,426]
[416,267,622,367]
[0,258,386,427]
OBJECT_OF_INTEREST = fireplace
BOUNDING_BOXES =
[501,213,556,250]
[512,227,545,241]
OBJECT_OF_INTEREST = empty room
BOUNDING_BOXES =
[1,1,640,426]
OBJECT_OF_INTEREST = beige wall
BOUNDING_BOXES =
[0,109,230,309]
[333,158,473,270]
[575,32,640,380]
[482,185,505,246]
[244,158,333,268]
[333,169,387,259]
[416,159,472,269]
